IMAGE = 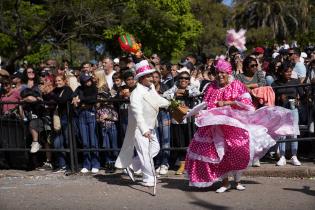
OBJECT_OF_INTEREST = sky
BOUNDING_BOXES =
[222,0,233,6]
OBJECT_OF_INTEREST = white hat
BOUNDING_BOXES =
[301,52,307,58]
[134,60,156,80]
[113,58,119,64]
[177,66,190,74]
[272,52,280,59]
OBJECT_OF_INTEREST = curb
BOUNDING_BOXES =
[1,164,315,179]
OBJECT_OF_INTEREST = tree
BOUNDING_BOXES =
[190,0,231,55]
[103,0,202,62]
[231,0,313,40]
[0,0,118,70]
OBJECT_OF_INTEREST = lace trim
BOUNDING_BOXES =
[187,149,221,164]
[188,170,246,188]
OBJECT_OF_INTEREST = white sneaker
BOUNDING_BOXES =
[80,168,89,173]
[91,168,99,173]
[134,169,142,176]
[252,159,261,167]
[30,142,41,153]
[140,182,155,187]
[216,185,231,193]
[235,184,246,191]
[291,156,301,166]
[159,165,169,175]
[155,166,161,173]
[276,156,286,166]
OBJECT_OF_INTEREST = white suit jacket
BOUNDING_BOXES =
[115,83,170,168]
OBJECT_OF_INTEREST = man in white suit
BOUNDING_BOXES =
[115,60,170,187]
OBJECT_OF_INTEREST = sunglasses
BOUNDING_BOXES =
[249,64,258,68]
[179,77,190,80]
[288,53,294,56]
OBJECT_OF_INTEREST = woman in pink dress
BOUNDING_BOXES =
[185,59,298,193]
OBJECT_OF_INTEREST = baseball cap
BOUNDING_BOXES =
[254,47,265,54]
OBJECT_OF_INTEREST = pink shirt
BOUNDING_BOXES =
[1,89,21,113]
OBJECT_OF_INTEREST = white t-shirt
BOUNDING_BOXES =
[105,70,116,90]
[293,61,306,80]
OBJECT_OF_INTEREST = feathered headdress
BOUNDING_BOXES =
[226,29,247,52]
[118,34,141,54]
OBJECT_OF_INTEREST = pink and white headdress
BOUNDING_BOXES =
[226,28,247,52]
[215,59,232,75]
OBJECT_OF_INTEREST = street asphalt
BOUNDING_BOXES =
[0,161,315,210]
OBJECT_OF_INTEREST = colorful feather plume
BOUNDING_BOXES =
[226,29,247,52]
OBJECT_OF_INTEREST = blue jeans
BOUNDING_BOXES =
[155,110,171,167]
[279,108,299,156]
[53,115,68,168]
[78,109,100,169]
[101,124,118,163]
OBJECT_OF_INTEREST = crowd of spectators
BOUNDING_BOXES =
[0,41,315,174]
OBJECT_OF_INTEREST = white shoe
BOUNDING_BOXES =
[159,165,169,175]
[140,182,155,187]
[291,156,301,166]
[134,169,142,176]
[30,142,41,153]
[216,185,231,193]
[252,159,261,167]
[80,168,89,173]
[235,184,246,191]
[276,156,286,166]
[155,166,161,173]
[91,168,99,173]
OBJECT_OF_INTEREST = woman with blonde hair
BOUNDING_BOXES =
[94,69,119,172]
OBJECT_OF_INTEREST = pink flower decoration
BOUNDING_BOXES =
[226,29,247,52]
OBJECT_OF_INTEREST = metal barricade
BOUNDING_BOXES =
[1,86,315,172]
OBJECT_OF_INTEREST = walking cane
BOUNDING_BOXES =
[148,135,157,196]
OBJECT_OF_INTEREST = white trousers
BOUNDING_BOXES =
[131,129,160,183]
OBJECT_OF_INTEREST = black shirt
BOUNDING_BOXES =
[271,79,303,108]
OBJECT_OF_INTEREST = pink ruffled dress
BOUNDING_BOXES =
[185,80,298,187]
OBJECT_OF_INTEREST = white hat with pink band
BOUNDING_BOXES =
[134,60,156,80]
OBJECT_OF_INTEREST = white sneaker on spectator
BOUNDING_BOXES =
[276,156,286,166]
[30,142,41,153]
[252,159,261,167]
[235,184,246,191]
[80,168,89,173]
[91,168,99,173]
[216,185,231,193]
[37,162,53,171]
[155,166,161,173]
[291,156,301,166]
[159,165,169,175]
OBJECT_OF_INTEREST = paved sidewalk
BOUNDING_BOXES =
[1,161,314,179]
[244,161,315,178]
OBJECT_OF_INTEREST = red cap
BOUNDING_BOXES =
[254,47,264,54]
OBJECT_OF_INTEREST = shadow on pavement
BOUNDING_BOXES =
[187,192,231,210]
[93,174,154,196]
[283,186,315,196]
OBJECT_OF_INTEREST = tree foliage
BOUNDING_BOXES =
[232,0,313,41]
[103,0,202,61]
[0,0,314,70]
[190,0,230,55]
[0,0,117,70]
